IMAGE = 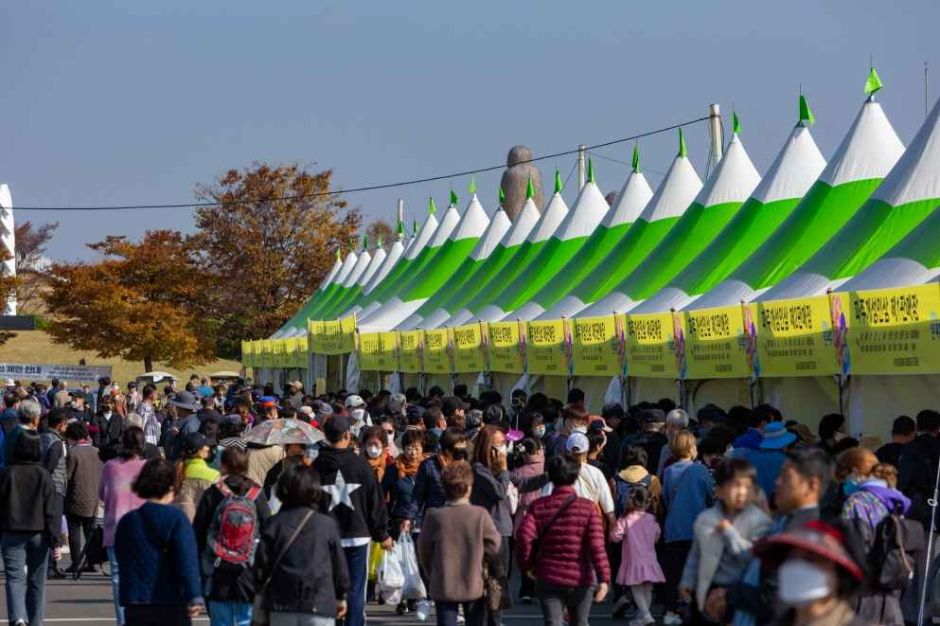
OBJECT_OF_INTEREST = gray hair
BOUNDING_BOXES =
[17,399,42,424]
[125,412,143,429]
[666,408,690,430]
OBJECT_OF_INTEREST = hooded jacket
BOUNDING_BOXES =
[313,446,389,546]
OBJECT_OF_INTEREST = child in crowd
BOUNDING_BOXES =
[680,458,772,624]
[609,484,664,626]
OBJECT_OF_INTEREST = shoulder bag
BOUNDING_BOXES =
[251,509,314,626]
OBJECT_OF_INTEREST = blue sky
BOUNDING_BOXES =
[2,0,938,261]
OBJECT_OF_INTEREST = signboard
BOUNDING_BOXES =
[308,315,357,355]
[423,329,452,374]
[487,321,525,374]
[749,295,837,378]
[358,332,399,371]
[625,312,685,378]
[0,363,113,383]
[684,305,750,379]
[261,339,274,368]
[831,283,940,375]
[453,323,486,374]
[571,315,622,376]
[241,341,254,368]
[398,330,424,374]
[527,319,569,376]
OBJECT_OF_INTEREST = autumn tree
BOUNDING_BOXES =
[43,230,216,372]
[13,220,58,313]
[0,247,18,345]
[364,220,395,250]
[194,163,360,355]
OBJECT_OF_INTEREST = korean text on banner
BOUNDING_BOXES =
[571,315,622,377]
[625,312,685,379]
[261,339,274,368]
[453,324,486,374]
[358,332,399,372]
[296,337,309,368]
[527,319,569,376]
[748,295,837,378]
[398,330,424,374]
[830,283,940,376]
[684,305,750,379]
[423,329,452,375]
[488,321,525,374]
[308,316,357,355]
[0,363,113,383]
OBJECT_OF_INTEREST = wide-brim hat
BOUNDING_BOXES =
[760,422,797,450]
[167,391,200,412]
[753,520,864,582]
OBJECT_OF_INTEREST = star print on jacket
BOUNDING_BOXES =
[322,469,362,511]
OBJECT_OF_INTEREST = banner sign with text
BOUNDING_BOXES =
[358,332,399,371]
[452,323,486,374]
[0,363,113,383]
[625,312,685,379]
[748,295,837,378]
[308,316,357,355]
[571,315,622,377]
[423,329,452,375]
[241,341,254,368]
[684,305,750,379]
[526,319,569,376]
[487,321,525,374]
[831,283,940,375]
[398,330,424,374]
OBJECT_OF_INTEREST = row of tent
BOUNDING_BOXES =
[272,68,940,349]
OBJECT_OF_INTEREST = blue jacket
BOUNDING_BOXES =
[734,448,786,502]
[114,502,203,607]
[382,463,419,523]
[414,456,447,516]
[662,460,715,542]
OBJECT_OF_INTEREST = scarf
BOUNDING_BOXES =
[368,451,390,482]
[395,454,422,478]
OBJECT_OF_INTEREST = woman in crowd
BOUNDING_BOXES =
[414,427,469,514]
[361,426,393,484]
[516,454,611,626]
[253,464,350,626]
[174,432,220,522]
[114,458,204,626]
[192,446,271,626]
[382,428,425,615]
[511,437,545,604]
[418,461,501,626]
[100,426,149,626]
[0,430,60,626]
[837,447,912,625]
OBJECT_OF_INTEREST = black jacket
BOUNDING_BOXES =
[91,411,124,462]
[253,505,350,616]
[621,430,668,475]
[192,475,271,603]
[898,433,940,526]
[0,461,61,544]
[313,446,389,543]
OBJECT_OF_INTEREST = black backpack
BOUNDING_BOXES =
[869,514,924,591]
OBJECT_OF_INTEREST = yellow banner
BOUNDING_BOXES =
[253,340,265,368]
[398,330,424,374]
[358,331,399,371]
[261,339,274,368]
[748,295,837,378]
[295,337,309,368]
[527,319,569,376]
[488,321,525,374]
[831,283,940,375]
[423,329,452,374]
[271,339,284,368]
[453,323,486,373]
[571,315,623,376]
[684,305,750,379]
[241,340,253,368]
[625,312,685,379]
[308,315,357,355]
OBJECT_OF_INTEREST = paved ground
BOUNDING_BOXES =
[1,569,642,626]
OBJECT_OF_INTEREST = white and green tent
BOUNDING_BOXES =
[580,121,759,316]
[359,187,491,331]
[296,247,360,323]
[271,250,345,338]
[759,94,940,300]
[345,224,412,318]
[630,96,827,314]
[509,146,654,321]
[416,182,544,330]
[326,236,389,321]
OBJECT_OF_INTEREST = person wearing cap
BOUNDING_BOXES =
[164,391,203,462]
[752,520,870,626]
[313,414,391,626]
[173,432,220,522]
[542,432,616,529]
[344,394,371,438]
[285,381,305,412]
[734,421,798,503]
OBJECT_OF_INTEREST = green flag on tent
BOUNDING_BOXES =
[336,249,342,262]
[428,197,437,215]
[678,128,688,157]
[864,66,883,96]
[449,190,459,206]
[413,219,419,235]
[396,219,405,237]
[469,176,477,195]
[631,144,640,173]
[362,235,368,250]
[732,111,741,135]
[799,94,815,126]
[587,157,596,183]
[553,170,562,194]
[528,176,537,199]
[499,186,506,205]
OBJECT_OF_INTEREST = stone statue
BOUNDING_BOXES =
[499,145,543,221]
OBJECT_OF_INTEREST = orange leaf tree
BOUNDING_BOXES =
[194,163,360,356]
[43,230,216,372]
[0,247,18,344]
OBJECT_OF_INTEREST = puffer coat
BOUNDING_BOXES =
[515,485,611,588]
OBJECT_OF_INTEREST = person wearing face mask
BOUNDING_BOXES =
[818,413,850,458]
[360,426,392,484]
[752,520,871,626]
[545,405,591,460]
[345,394,372,436]
[414,427,470,514]
[173,433,220,522]
[511,438,545,603]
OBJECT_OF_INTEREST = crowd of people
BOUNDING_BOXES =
[0,374,936,626]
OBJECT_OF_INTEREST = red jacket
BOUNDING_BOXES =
[515,485,611,587]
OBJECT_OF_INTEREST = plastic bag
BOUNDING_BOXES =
[377,543,405,605]
[367,542,383,582]
[398,533,427,600]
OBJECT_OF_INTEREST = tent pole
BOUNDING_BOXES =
[397,198,404,228]
[577,145,587,189]
[709,103,723,164]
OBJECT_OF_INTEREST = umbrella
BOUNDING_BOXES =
[242,418,325,446]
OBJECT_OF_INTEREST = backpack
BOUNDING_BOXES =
[868,513,924,591]
[613,472,652,518]
[206,479,262,571]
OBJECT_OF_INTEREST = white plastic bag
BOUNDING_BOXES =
[377,543,405,605]
[398,534,427,600]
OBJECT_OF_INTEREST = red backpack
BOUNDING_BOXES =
[206,479,262,570]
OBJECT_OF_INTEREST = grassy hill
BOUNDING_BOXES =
[0,330,242,385]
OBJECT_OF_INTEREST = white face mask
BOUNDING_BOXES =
[572,425,588,434]
[351,408,366,422]
[778,559,832,606]
[492,444,508,456]
[365,445,382,459]
[533,426,546,438]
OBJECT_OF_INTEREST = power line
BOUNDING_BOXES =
[14,115,709,211]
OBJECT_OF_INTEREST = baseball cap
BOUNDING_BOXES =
[565,432,590,454]
[344,394,365,408]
